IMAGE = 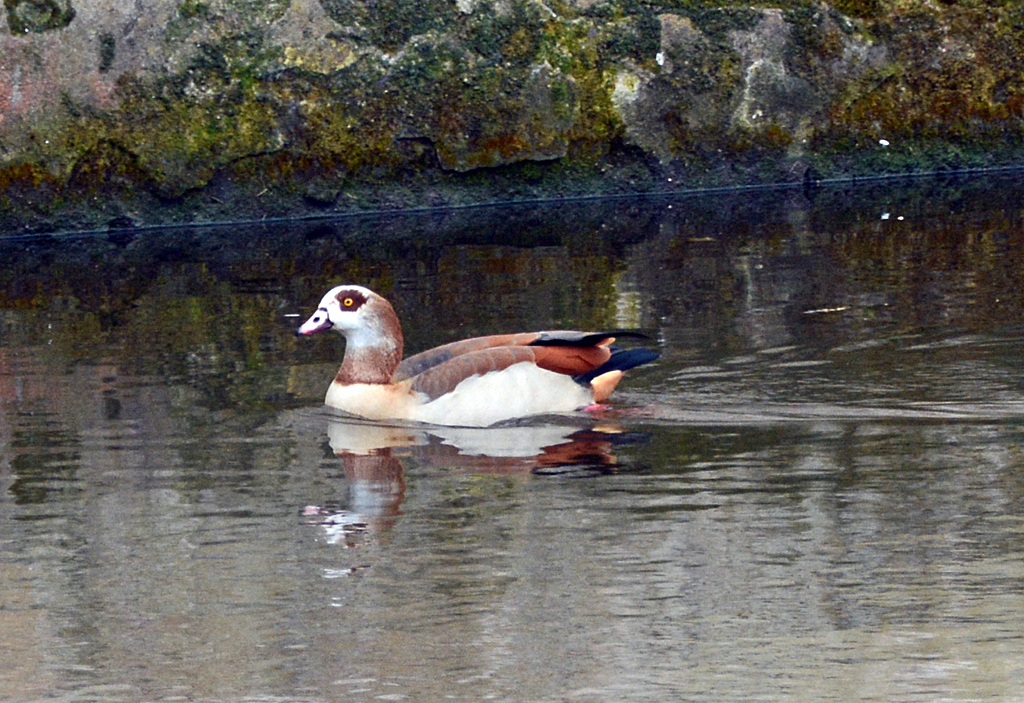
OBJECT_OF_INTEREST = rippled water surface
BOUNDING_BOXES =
[3,178,1024,702]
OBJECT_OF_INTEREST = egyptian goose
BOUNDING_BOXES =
[297,285,658,427]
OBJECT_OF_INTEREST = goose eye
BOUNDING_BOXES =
[343,297,355,307]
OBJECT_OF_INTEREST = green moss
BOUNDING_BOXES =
[460,1,547,63]
[827,1,1024,147]
[534,19,623,153]
[107,76,282,195]
[0,162,54,191]
[830,0,881,19]
[598,13,662,67]
[177,0,210,19]
[296,91,401,176]
[3,0,75,33]
[680,5,764,43]
[321,0,456,52]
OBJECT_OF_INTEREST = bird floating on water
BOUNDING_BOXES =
[297,285,658,427]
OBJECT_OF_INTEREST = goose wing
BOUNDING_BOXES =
[406,343,614,401]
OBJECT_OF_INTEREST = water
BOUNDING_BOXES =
[3,176,1024,701]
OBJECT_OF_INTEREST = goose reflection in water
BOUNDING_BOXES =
[303,416,647,545]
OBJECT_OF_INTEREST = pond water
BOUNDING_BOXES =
[3,175,1024,702]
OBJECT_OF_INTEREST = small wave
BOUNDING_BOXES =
[635,399,1024,425]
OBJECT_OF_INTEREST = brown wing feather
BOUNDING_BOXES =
[530,344,612,376]
[394,333,541,381]
[408,344,612,400]
[409,346,535,399]
[394,331,622,382]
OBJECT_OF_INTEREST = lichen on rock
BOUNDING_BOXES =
[2,0,1024,231]
[4,0,76,34]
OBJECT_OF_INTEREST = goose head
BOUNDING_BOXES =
[297,285,404,384]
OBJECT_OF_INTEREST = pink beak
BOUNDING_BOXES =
[297,308,332,335]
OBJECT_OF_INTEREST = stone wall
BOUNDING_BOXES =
[2,0,1023,230]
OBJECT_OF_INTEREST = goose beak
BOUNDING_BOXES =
[297,308,333,336]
